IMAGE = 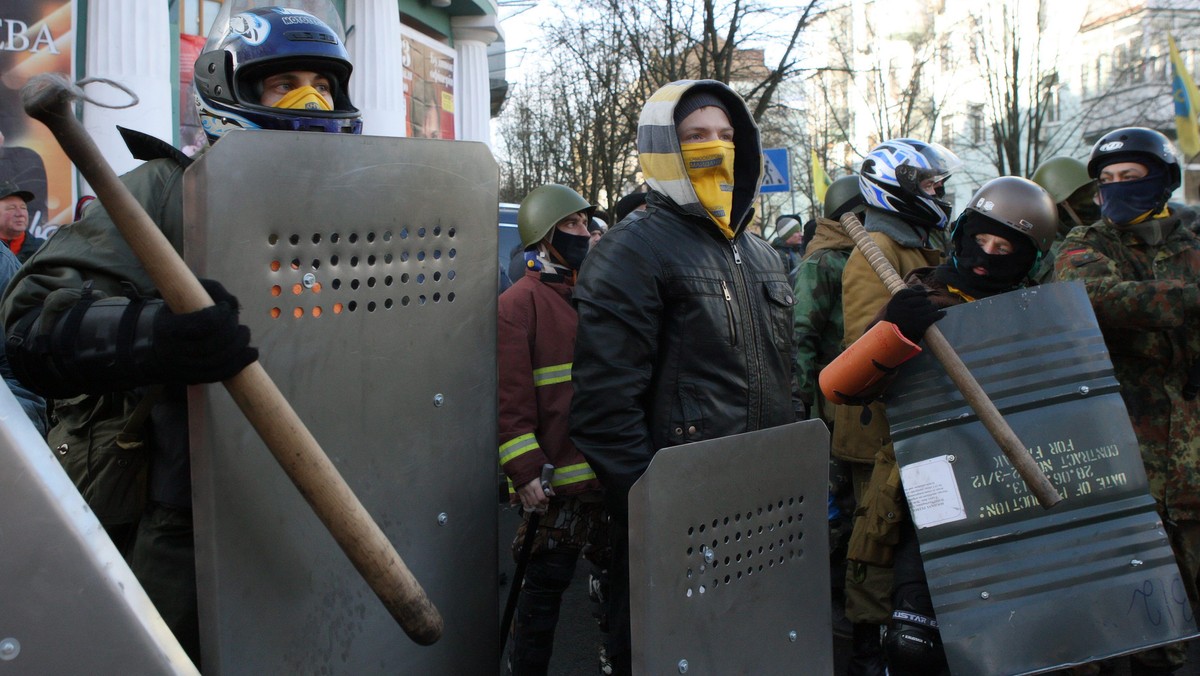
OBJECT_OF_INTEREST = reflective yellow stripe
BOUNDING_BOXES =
[533,362,572,387]
[506,462,599,495]
[499,433,539,465]
[549,462,597,487]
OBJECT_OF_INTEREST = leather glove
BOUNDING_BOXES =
[883,288,945,343]
[151,278,258,384]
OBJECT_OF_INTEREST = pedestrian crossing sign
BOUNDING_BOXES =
[761,148,791,193]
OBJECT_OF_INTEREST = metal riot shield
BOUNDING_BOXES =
[0,385,196,675]
[886,281,1198,675]
[627,420,833,675]
[184,132,498,674]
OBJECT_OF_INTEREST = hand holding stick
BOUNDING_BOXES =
[22,73,444,643]
[840,212,1062,509]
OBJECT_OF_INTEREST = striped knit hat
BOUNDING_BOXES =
[637,80,763,233]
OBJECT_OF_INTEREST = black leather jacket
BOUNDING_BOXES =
[570,191,797,502]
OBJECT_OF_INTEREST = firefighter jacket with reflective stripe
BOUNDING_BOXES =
[498,271,601,498]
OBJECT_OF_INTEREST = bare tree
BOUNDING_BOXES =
[965,2,1061,177]
[806,1,954,171]
[497,0,821,214]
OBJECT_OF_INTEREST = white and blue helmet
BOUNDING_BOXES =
[192,7,361,142]
[859,139,962,229]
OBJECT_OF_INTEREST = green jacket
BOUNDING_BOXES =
[0,154,192,516]
[792,217,852,423]
[1056,211,1200,523]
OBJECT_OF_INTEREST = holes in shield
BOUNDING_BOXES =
[683,496,805,599]
[267,228,459,319]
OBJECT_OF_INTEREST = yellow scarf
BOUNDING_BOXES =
[681,140,735,238]
[273,86,332,111]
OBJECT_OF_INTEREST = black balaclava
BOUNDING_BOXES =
[1097,160,1171,227]
[935,213,1037,297]
[549,228,590,271]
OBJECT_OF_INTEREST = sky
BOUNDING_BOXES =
[494,0,818,84]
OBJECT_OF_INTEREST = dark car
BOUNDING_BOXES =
[499,203,524,287]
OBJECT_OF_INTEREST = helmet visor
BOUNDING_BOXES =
[895,141,962,198]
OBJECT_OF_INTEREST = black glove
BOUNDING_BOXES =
[150,278,258,384]
[883,288,945,343]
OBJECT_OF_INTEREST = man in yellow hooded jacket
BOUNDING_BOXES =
[570,80,798,675]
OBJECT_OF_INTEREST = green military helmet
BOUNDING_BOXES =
[1031,156,1093,205]
[517,184,595,249]
[824,174,865,220]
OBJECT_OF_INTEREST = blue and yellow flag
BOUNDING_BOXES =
[1169,34,1200,156]
[812,149,831,205]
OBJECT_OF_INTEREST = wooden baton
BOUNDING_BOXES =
[21,73,443,643]
[840,211,1062,509]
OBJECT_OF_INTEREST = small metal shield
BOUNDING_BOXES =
[185,132,498,674]
[628,420,833,674]
[887,282,1198,675]
[0,386,195,674]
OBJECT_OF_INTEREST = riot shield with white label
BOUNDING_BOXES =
[628,420,833,675]
[0,385,196,675]
[887,282,1197,675]
[185,132,498,674]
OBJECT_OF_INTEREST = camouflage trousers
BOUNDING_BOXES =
[843,462,893,625]
[511,495,610,564]
[508,496,610,676]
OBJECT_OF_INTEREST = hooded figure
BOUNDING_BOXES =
[570,80,797,676]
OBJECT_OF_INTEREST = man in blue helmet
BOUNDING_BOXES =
[834,138,961,675]
[0,7,361,665]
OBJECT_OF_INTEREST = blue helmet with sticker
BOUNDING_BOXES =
[858,139,962,229]
[192,7,361,142]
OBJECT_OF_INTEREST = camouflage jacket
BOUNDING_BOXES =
[791,217,852,423]
[1055,210,1200,522]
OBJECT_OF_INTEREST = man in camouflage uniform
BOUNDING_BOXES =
[791,174,865,638]
[1056,126,1200,674]
[792,175,864,426]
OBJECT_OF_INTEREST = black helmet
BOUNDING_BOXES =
[193,7,361,142]
[1087,127,1181,192]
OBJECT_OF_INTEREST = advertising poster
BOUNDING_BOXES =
[401,25,455,140]
[180,33,207,156]
[0,1,76,235]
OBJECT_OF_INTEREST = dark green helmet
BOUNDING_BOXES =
[824,174,864,220]
[517,184,594,248]
[1030,156,1092,204]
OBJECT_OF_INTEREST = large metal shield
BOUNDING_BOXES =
[887,282,1198,675]
[185,132,498,674]
[0,385,196,675]
[628,420,833,675]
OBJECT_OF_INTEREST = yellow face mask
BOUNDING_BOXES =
[273,85,332,111]
[681,140,735,236]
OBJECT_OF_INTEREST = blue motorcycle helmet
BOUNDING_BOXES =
[859,138,962,230]
[192,7,361,141]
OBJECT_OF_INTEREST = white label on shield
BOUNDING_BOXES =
[901,455,967,528]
